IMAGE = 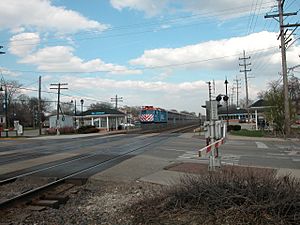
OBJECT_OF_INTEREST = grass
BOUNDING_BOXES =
[126,167,300,225]
[230,129,265,137]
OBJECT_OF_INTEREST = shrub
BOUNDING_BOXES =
[231,129,264,137]
[127,167,300,225]
[77,125,99,134]
[227,125,241,131]
[46,127,75,135]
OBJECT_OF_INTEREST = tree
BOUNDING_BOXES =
[89,102,113,110]
[289,76,300,116]
[13,95,52,127]
[239,97,253,109]
[0,80,22,127]
[121,106,140,117]
[60,102,74,115]
[0,80,22,102]
[259,78,299,135]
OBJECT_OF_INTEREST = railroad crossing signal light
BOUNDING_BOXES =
[223,95,229,101]
[216,95,222,102]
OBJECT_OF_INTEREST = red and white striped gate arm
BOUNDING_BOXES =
[198,137,226,157]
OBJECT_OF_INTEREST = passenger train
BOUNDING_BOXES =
[139,106,197,124]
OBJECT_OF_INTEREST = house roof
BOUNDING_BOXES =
[218,107,247,115]
[249,99,270,108]
[81,108,125,116]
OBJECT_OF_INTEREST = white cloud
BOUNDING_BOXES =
[130,31,300,72]
[0,0,108,33]
[19,46,141,75]
[9,33,40,57]
[0,67,20,77]
[110,0,274,19]
[64,76,207,93]
[61,76,208,113]
[110,0,169,17]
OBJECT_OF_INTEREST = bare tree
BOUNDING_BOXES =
[89,102,113,110]
[259,78,299,135]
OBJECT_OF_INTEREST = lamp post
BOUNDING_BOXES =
[0,78,8,137]
[0,47,7,137]
[80,99,84,127]
[71,99,77,127]
[224,79,229,127]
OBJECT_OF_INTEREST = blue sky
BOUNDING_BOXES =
[0,0,299,114]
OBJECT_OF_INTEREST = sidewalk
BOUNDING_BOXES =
[30,130,127,140]
[90,153,300,186]
[0,129,127,140]
[227,133,299,142]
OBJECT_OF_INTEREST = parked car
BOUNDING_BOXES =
[239,118,246,123]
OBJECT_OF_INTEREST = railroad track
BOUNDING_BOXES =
[0,132,177,210]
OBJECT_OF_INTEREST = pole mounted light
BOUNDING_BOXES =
[224,78,229,126]
[0,76,8,137]
[0,48,7,137]
[0,46,5,55]
[80,99,84,127]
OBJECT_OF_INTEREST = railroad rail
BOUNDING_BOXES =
[0,126,195,210]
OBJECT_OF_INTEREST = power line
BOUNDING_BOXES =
[4,45,279,74]
[1,2,275,46]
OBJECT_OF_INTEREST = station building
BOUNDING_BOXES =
[75,108,126,131]
[217,99,268,122]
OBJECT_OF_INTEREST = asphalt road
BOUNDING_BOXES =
[0,133,299,182]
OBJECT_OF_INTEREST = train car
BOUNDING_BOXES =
[140,106,198,124]
[139,106,167,123]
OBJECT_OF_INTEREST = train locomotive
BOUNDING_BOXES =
[139,106,197,128]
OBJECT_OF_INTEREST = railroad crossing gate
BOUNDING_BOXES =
[199,120,227,171]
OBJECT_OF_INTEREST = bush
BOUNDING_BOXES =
[227,125,241,131]
[127,167,300,225]
[46,127,75,135]
[77,125,99,134]
[231,129,264,137]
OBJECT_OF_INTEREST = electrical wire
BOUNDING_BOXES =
[4,45,279,75]
[1,2,275,46]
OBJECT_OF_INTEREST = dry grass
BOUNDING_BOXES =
[126,167,300,225]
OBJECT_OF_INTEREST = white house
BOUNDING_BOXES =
[49,115,73,128]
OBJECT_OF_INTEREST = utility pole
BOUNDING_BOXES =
[230,86,235,106]
[111,94,123,109]
[38,76,42,135]
[265,0,300,136]
[50,83,68,135]
[239,50,251,122]
[233,76,241,108]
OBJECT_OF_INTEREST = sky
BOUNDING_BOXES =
[0,0,300,115]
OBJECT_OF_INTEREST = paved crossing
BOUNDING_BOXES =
[176,138,300,169]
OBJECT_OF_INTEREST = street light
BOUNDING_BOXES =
[0,46,5,55]
[80,99,84,127]
[224,78,229,127]
[0,77,8,137]
[71,99,77,127]
[0,47,7,137]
